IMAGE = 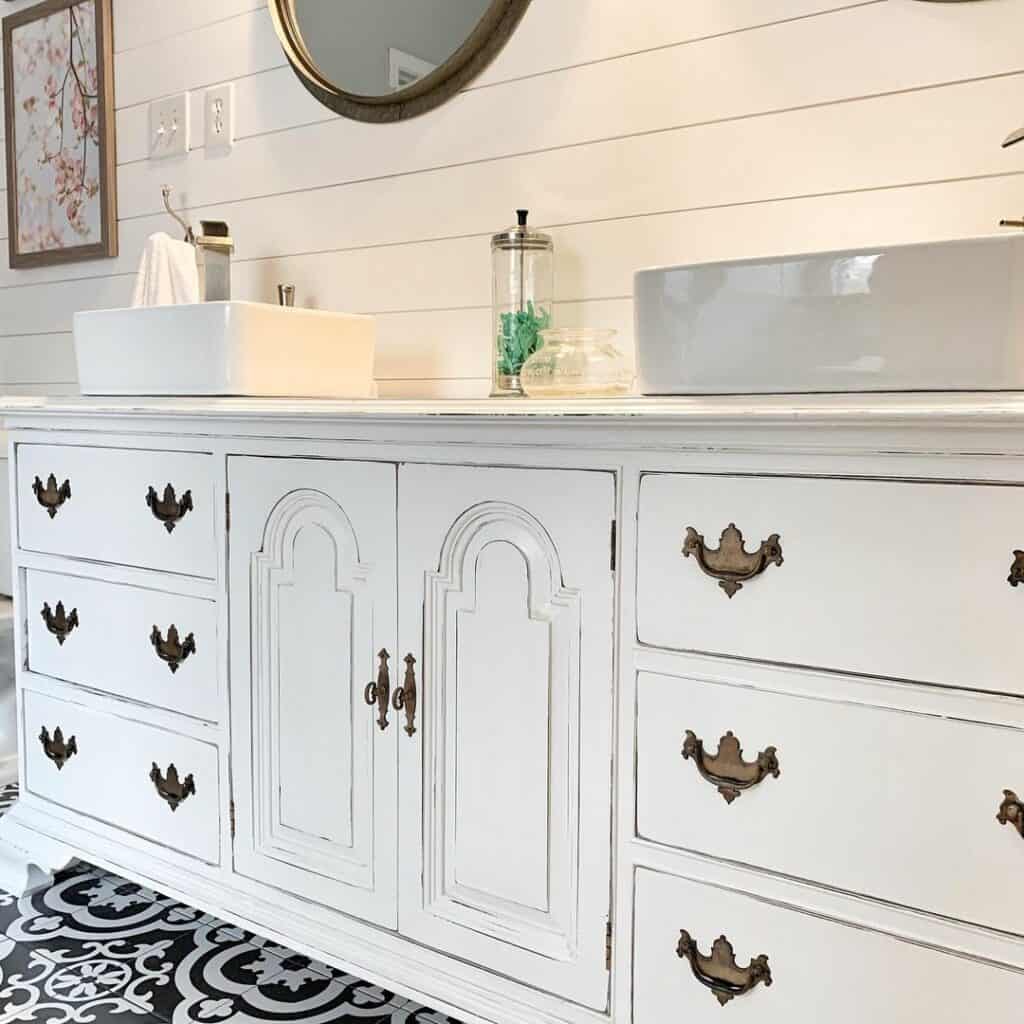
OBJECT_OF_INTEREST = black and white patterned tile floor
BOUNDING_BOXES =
[0,785,462,1024]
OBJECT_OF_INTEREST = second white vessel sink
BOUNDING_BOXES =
[635,234,1024,394]
[74,301,376,398]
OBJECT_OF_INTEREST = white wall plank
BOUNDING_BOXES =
[5,0,1024,391]
[111,0,882,111]
[7,171,1024,382]
[113,2,1024,169]
[113,7,1024,222]
[0,334,77,383]
[113,0,265,53]
[477,0,885,87]
[114,8,282,109]
[111,75,1024,279]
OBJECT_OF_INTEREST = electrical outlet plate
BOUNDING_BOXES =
[149,92,190,159]
[204,84,235,152]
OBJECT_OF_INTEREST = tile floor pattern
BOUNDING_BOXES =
[0,786,462,1024]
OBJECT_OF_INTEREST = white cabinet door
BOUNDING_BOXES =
[397,464,615,1010]
[229,457,398,928]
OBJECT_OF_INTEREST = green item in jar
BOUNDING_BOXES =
[497,302,551,377]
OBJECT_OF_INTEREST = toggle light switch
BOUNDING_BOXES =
[148,92,190,160]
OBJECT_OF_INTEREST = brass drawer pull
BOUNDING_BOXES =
[151,624,196,674]
[39,726,77,770]
[998,790,1024,838]
[41,601,79,646]
[682,730,779,804]
[364,649,391,730]
[146,484,193,533]
[677,930,772,1007]
[32,474,71,518]
[1009,551,1024,588]
[150,762,196,811]
[391,654,418,737]
[682,523,783,598]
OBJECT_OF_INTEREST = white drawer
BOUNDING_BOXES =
[637,671,1024,936]
[637,473,1024,693]
[24,689,220,864]
[27,570,218,722]
[17,444,216,578]
[634,867,1023,1022]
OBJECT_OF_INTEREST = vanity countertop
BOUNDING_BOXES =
[5,392,1024,425]
[4,393,1024,454]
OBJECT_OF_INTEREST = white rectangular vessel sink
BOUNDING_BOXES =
[74,301,376,397]
[635,235,1024,394]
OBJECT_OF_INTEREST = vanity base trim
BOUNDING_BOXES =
[0,810,78,897]
[0,797,610,1024]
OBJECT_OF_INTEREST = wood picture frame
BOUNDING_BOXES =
[3,0,117,269]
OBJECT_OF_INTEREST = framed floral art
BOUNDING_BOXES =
[3,0,117,268]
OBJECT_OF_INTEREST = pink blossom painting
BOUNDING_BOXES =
[3,0,116,268]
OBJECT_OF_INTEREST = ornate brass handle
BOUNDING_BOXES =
[41,601,79,646]
[1009,552,1024,588]
[391,654,418,737]
[677,930,772,1007]
[39,726,77,770]
[150,762,196,811]
[364,649,391,730]
[33,474,71,518]
[146,484,193,533]
[682,730,780,804]
[682,524,783,598]
[998,790,1024,838]
[151,624,196,674]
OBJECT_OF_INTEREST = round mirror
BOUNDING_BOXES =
[268,0,532,123]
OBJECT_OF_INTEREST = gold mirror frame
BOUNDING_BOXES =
[268,0,532,123]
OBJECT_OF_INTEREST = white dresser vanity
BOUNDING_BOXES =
[0,394,1022,1023]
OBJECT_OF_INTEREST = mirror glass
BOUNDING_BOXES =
[290,0,494,98]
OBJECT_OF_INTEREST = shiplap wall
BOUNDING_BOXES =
[2,0,1024,396]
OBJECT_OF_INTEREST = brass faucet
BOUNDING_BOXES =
[160,186,234,300]
[195,221,234,302]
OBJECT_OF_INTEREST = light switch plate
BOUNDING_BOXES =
[204,84,235,152]
[149,92,190,159]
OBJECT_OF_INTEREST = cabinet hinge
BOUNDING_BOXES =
[610,519,617,572]
[229,799,236,838]
[605,920,613,971]
[225,492,231,533]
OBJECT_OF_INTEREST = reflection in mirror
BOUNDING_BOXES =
[293,0,492,97]
[269,0,532,123]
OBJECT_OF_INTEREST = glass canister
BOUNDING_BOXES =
[491,210,553,396]
[521,328,634,397]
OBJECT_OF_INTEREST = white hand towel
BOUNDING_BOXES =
[131,232,200,307]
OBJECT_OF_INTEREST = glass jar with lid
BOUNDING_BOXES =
[491,210,553,396]
[521,328,634,397]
